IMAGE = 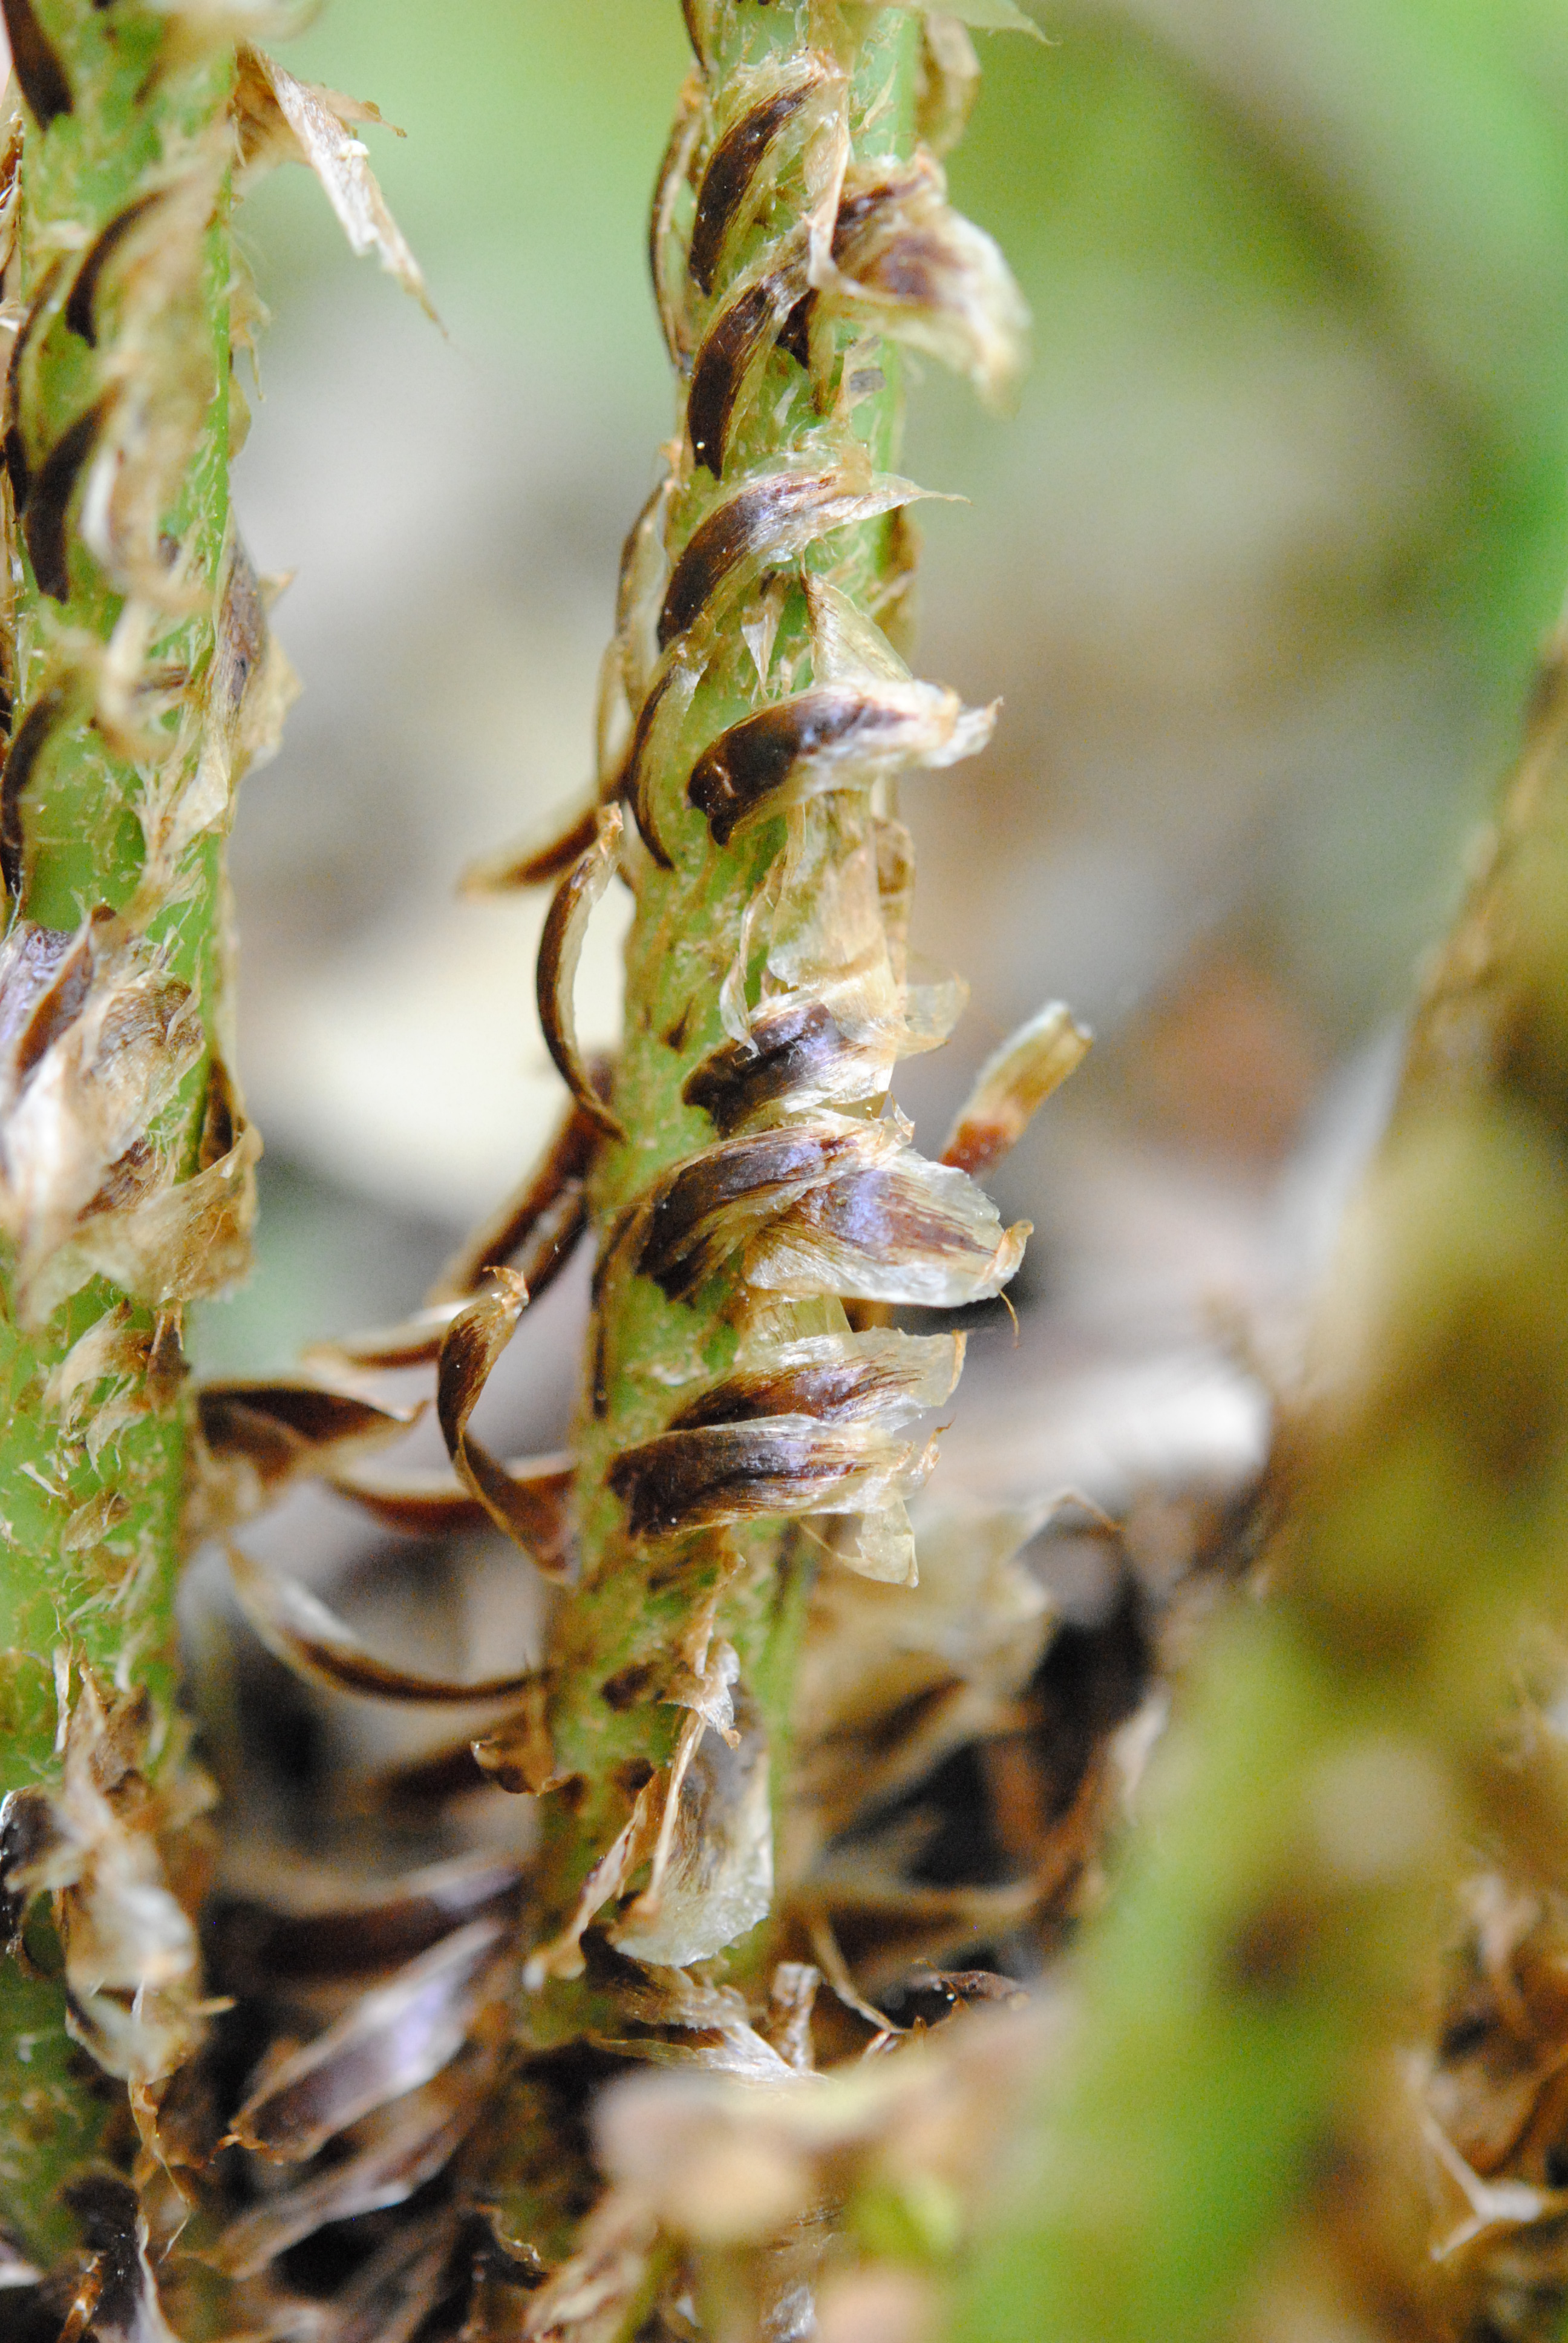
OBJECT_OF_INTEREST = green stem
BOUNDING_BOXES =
[0,0,246,2267]
[529,2,921,2028]
[953,635,1568,2342]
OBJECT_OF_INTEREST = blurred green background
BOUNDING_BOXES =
[197,0,1568,1430]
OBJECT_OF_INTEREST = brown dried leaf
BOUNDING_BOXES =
[230,1914,510,2161]
[225,1542,543,1706]
[941,1001,1091,1177]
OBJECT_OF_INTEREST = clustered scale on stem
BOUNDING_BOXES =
[511,0,1074,2002]
[0,0,425,2302]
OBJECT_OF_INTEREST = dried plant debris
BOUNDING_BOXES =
[940,1002,1092,1177]
[0,1677,209,2089]
[233,45,433,314]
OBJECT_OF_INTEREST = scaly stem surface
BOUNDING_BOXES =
[536,0,919,2016]
[0,0,248,2264]
[522,0,1030,2037]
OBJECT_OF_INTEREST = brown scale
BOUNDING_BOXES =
[23,392,115,602]
[0,684,68,899]
[1,255,65,513]
[659,467,874,648]
[609,1418,916,1538]
[635,1121,860,1300]
[64,189,169,348]
[0,0,71,130]
[687,686,900,843]
[686,74,823,296]
[682,997,854,1132]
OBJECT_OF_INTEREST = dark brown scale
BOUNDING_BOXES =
[610,1420,868,1537]
[623,666,679,866]
[427,1088,601,1303]
[6,911,106,1083]
[2,427,29,516]
[659,470,836,648]
[688,263,806,477]
[684,998,850,1132]
[786,1163,966,1268]
[688,82,815,295]
[857,235,944,307]
[0,1786,60,1951]
[589,1202,643,1418]
[2,257,68,517]
[200,1380,403,1460]
[777,291,815,372]
[600,1659,661,1711]
[649,84,704,373]
[1,0,71,127]
[479,801,599,891]
[24,394,114,603]
[638,1124,851,1299]
[84,1133,158,1213]
[657,477,838,653]
[212,1863,523,1990]
[65,189,166,347]
[197,1050,239,1168]
[0,686,67,901]
[687,686,893,843]
[372,1739,493,1820]
[671,1349,893,1430]
[832,179,895,251]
